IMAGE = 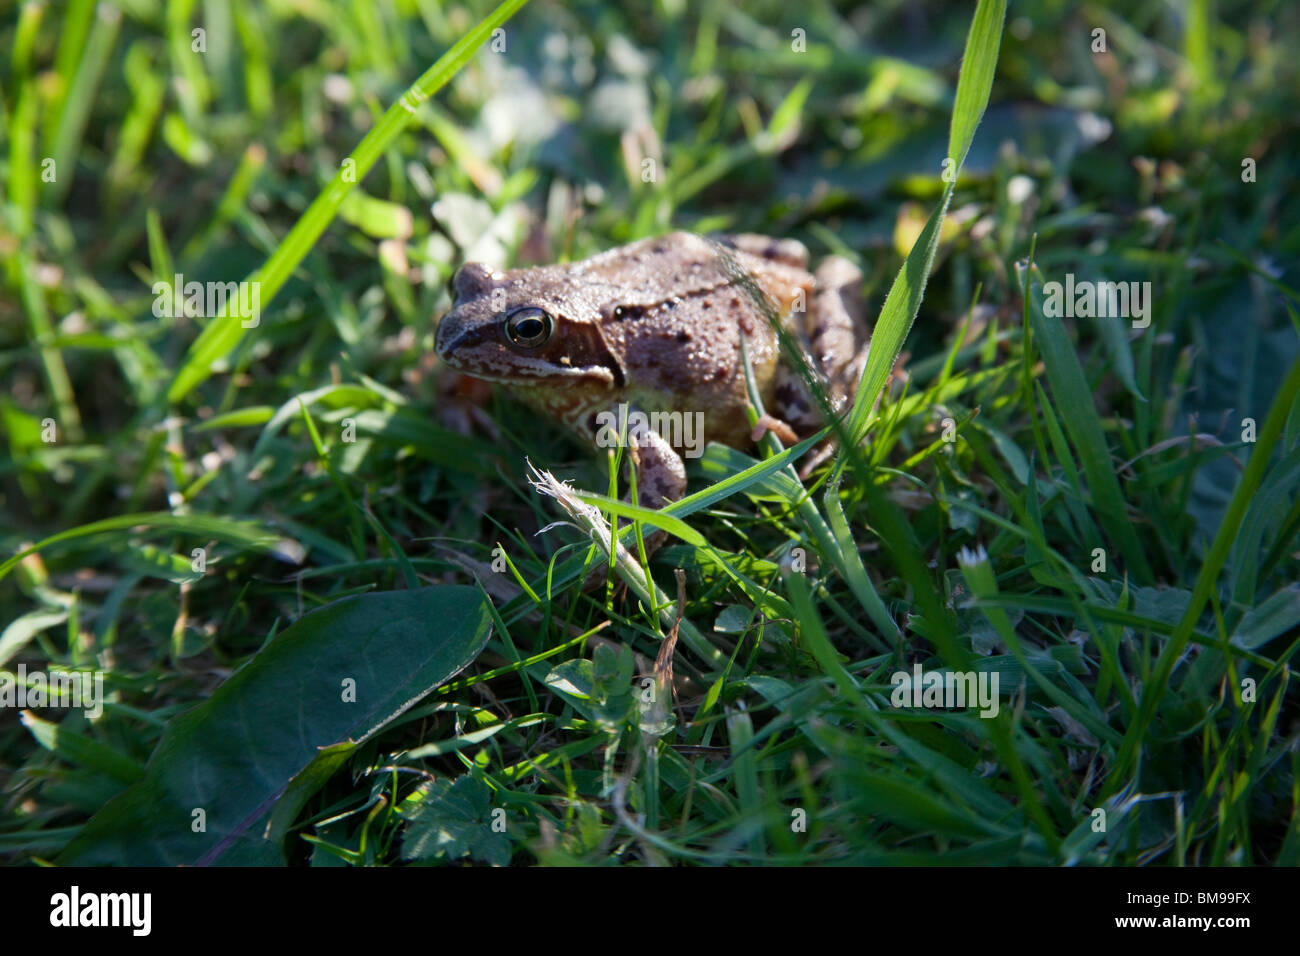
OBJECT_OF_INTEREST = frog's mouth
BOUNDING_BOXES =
[451,360,617,388]
[437,335,619,388]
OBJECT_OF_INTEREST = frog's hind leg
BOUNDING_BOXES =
[808,255,869,411]
[763,362,824,441]
[716,233,810,270]
[757,363,840,481]
[782,255,870,478]
[772,254,867,430]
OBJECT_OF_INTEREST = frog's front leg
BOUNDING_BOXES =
[587,410,685,572]
[625,417,686,557]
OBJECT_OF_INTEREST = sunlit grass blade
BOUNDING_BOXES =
[0,513,285,581]
[843,0,1006,451]
[165,0,532,403]
[948,0,1007,171]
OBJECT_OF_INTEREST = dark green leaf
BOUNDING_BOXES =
[57,586,493,865]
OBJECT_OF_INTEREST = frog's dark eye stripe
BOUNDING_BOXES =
[502,307,554,349]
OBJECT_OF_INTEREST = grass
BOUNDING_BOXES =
[2,0,1299,866]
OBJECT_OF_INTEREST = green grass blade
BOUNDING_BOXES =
[844,189,953,447]
[1112,349,1300,785]
[844,0,1006,449]
[1026,262,1152,582]
[0,513,283,581]
[165,0,532,403]
[948,0,1007,171]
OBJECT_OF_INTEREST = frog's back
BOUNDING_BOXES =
[579,232,810,320]
[573,234,811,449]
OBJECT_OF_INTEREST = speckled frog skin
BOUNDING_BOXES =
[435,232,868,511]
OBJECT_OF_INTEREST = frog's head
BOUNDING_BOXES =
[435,262,622,388]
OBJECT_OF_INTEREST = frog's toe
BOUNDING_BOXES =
[751,413,800,446]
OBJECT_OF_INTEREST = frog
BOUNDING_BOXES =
[434,231,869,529]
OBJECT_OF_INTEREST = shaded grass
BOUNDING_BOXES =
[2,0,1299,866]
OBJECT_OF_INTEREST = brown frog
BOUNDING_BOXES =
[434,232,869,515]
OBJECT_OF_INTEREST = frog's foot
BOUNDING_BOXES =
[750,413,800,446]
[435,369,501,440]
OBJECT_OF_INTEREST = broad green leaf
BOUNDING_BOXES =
[401,774,511,865]
[1232,585,1300,651]
[57,586,493,865]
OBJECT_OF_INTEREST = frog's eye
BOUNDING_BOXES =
[502,307,554,349]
